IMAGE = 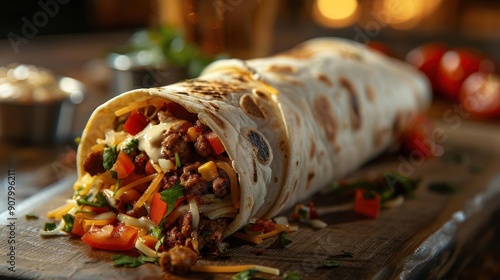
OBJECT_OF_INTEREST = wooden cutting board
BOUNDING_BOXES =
[1,120,500,280]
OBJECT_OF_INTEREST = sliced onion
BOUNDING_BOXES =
[117,213,156,230]
[198,200,233,213]
[92,211,116,220]
[102,189,119,209]
[166,204,190,224]
[307,219,327,229]
[205,206,237,220]
[158,158,176,173]
[135,238,157,258]
[189,198,200,252]
[273,216,289,226]
[383,195,405,209]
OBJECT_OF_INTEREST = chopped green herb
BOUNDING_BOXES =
[74,136,81,145]
[174,152,182,168]
[298,208,308,221]
[159,182,184,217]
[231,268,258,280]
[284,270,303,280]
[110,170,118,180]
[123,138,139,154]
[112,254,157,268]
[62,214,75,232]
[154,237,164,252]
[268,232,292,249]
[77,192,108,207]
[44,222,57,231]
[74,185,84,196]
[341,250,354,257]
[428,182,459,194]
[150,227,163,239]
[323,259,341,268]
[25,214,39,220]
[103,145,118,170]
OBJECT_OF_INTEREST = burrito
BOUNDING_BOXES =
[45,38,430,271]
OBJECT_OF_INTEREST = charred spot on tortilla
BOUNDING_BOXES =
[340,77,362,130]
[274,176,279,183]
[317,74,333,87]
[307,172,315,190]
[175,91,189,95]
[204,110,226,129]
[365,85,375,102]
[246,129,271,165]
[240,94,266,119]
[267,65,297,74]
[252,88,269,100]
[309,139,316,159]
[313,95,338,145]
[252,157,258,183]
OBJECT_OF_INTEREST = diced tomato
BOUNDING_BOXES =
[437,48,495,100]
[354,189,380,219]
[459,72,500,119]
[205,131,225,155]
[165,102,197,123]
[149,193,167,224]
[406,43,448,93]
[112,151,135,179]
[123,110,149,135]
[308,202,319,220]
[81,224,138,251]
[145,160,156,175]
[400,114,436,158]
[71,216,87,236]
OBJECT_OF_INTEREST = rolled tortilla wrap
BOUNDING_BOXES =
[76,38,429,246]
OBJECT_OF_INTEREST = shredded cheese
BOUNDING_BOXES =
[134,171,164,209]
[232,232,263,244]
[46,200,77,220]
[114,173,156,199]
[215,161,240,209]
[191,264,280,276]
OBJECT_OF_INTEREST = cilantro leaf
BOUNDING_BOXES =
[268,232,292,249]
[284,270,304,280]
[77,192,108,208]
[123,138,139,154]
[150,227,163,239]
[323,259,340,267]
[25,214,39,220]
[44,222,57,231]
[103,145,118,170]
[428,182,459,194]
[112,254,157,268]
[174,152,182,168]
[62,214,75,232]
[159,182,184,217]
[231,268,258,280]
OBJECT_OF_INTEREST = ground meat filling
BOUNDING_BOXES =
[83,150,105,176]
[212,169,230,198]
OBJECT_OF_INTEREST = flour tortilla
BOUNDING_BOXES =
[77,37,430,237]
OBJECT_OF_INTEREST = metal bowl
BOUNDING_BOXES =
[0,76,85,145]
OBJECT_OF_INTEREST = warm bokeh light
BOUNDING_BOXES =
[371,0,442,30]
[313,0,360,28]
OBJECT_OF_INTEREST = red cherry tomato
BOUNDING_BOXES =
[81,224,138,251]
[406,43,448,93]
[366,41,396,58]
[123,110,149,135]
[459,72,500,119]
[437,48,495,100]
